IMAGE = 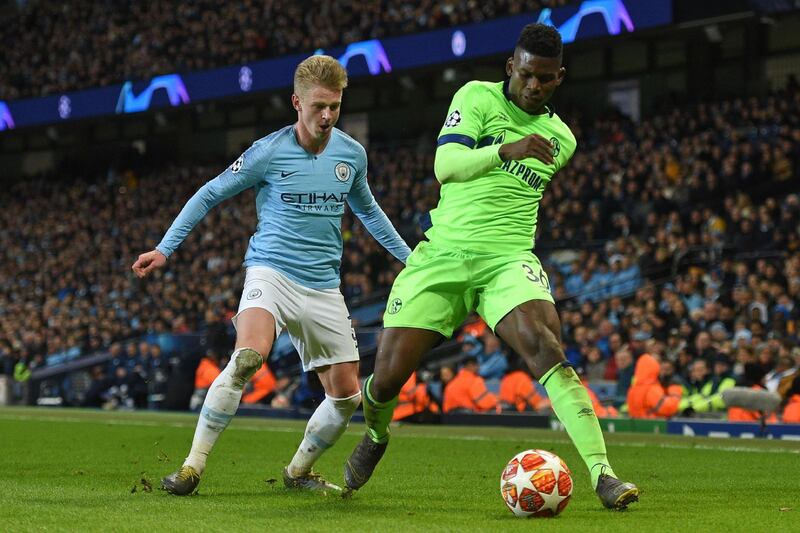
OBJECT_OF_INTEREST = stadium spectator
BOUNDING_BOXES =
[393,372,439,421]
[782,367,800,422]
[242,363,277,405]
[626,353,683,419]
[612,347,634,407]
[190,354,221,410]
[580,346,607,382]
[82,366,114,408]
[442,357,499,414]
[682,357,736,414]
[475,332,509,380]
[499,356,548,413]
[12,355,32,405]
[764,355,797,396]
[427,364,455,410]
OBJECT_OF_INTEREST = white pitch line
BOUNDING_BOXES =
[1,413,799,455]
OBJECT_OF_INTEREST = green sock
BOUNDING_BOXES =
[540,363,616,489]
[362,374,398,444]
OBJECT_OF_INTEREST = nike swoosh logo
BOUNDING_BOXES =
[281,170,299,178]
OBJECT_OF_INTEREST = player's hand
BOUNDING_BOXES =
[131,250,167,278]
[499,134,555,165]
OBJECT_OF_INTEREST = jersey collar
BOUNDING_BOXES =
[502,78,554,118]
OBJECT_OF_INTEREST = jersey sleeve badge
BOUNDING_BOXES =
[444,109,462,128]
[549,137,560,157]
[230,154,244,173]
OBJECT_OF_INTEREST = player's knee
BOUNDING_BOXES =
[515,320,563,378]
[236,337,271,358]
[230,347,263,385]
[329,391,362,418]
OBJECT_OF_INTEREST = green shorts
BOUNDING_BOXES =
[383,240,554,337]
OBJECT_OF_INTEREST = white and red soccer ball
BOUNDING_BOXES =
[500,449,573,518]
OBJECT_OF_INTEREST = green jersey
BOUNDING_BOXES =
[427,80,577,253]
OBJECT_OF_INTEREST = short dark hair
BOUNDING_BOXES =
[516,23,562,58]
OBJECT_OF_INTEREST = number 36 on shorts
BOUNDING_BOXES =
[521,263,550,290]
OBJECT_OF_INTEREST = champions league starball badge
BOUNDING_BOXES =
[549,137,560,157]
[231,155,244,173]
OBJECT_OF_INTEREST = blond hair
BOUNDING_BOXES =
[294,55,348,96]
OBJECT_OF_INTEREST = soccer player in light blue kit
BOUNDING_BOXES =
[132,55,411,495]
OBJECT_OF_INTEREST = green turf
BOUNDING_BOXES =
[0,407,798,532]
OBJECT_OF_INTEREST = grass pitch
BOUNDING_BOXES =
[1,407,798,532]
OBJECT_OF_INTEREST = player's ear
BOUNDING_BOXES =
[505,57,514,77]
[291,93,301,112]
[556,67,566,86]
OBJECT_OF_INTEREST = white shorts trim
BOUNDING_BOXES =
[233,266,359,372]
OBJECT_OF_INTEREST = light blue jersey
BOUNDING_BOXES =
[156,125,411,289]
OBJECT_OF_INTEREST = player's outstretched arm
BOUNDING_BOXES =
[347,166,412,264]
[131,249,167,278]
[144,142,272,267]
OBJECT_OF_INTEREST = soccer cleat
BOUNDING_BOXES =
[282,467,342,492]
[161,465,201,496]
[343,433,388,491]
[595,468,639,510]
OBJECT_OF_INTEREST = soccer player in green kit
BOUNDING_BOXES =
[344,23,639,509]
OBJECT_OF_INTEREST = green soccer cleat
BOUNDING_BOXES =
[283,467,342,492]
[343,433,388,491]
[595,468,639,510]
[161,465,201,496]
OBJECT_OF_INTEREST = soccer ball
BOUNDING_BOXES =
[500,449,573,518]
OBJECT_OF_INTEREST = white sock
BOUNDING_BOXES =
[183,348,262,474]
[287,391,361,477]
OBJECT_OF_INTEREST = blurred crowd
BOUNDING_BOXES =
[2,84,800,420]
[0,0,570,100]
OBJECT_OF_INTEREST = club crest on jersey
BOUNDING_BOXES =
[550,137,561,157]
[335,162,351,182]
[231,155,244,173]
[387,298,402,314]
[444,109,461,128]
[246,288,262,300]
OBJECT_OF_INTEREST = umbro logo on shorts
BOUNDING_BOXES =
[246,288,262,300]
